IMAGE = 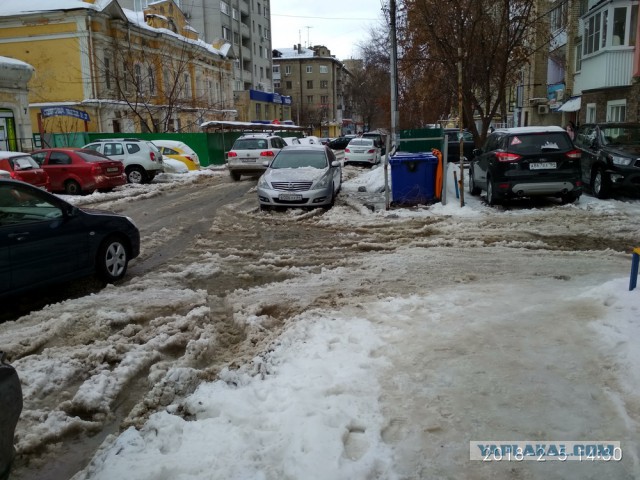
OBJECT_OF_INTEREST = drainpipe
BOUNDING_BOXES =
[86,13,103,132]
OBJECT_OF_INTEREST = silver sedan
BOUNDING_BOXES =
[257,145,342,210]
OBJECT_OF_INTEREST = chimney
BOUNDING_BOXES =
[297,43,302,53]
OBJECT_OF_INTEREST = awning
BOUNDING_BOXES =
[558,96,581,112]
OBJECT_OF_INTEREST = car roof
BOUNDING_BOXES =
[0,150,32,158]
[238,133,280,138]
[495,126,566,134]
[281,144,327,151]
[32,147,83,152]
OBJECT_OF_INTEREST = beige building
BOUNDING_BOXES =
[273,45,352,137]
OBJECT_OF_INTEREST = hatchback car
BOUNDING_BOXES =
[257,144,342,209]
[83,138,164,184]
[226,133,287,181]
[30,148,126,195]
[152,140,200,171]
[0,151,50,191]
[0,178,140,297]
[344,137,381,166]
[574,122,640,198]
[468,126,583,205]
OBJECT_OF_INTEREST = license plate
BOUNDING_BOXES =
[106,167,119,173]
[354,150,364,153]
[241,158,256,163]
[278,193,302,201]
[530,162,557,170]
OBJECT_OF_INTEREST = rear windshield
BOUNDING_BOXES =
[77,150,112,162]
[504,132,572,154]
[10,156,40,170]
[234,138,269,150]
[348,139,374,147]
[270,150,328,169]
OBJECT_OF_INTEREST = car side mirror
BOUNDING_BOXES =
[331,161,340,167]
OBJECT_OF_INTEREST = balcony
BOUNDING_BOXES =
[575,48,634,93]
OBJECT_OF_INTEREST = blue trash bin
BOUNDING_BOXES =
[389,152,439,205]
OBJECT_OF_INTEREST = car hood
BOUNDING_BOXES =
[604,144,640,158]
[264,167,327,182]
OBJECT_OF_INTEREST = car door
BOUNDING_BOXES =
[474,133,500,188]
[574,125,597,184]
[45,151,74,191]
[0,183,85,293]
[327,148,341,191]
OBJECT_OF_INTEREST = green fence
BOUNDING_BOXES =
[398,128,445,154]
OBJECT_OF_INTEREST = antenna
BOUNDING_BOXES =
[304,26,313,47]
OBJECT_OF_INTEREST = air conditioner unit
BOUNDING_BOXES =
[537,104,549,115]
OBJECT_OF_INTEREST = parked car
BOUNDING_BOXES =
[30,148,126,195]
[444,128,475,163]
[298,135,321,145]
[327,136,352,151]
[0,178,140,297]
[573,122,640,198]
[257,144,342,210]
[282,136,302,146]
[0,151,50,191]
[152,139,200,171]
[162,158,189,174]
[0,351,22,480]
[362,131,387,155]
[468,126,583,205]
[344,137,381,166]
[226,133,287,181]
[82,138,164,184]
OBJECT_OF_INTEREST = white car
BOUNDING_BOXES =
[298,136,321,145]
[344,138,381,166]
[226,133,287,181]
[83,138,164,184]
[282,137,302,146]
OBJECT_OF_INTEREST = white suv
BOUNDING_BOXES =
[226,133,286,181]
[83,138,164,184]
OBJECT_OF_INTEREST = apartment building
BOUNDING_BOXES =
[119,0,273,92]
[273,45,351,137]
[0,0,234,136]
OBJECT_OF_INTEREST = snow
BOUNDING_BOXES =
[3,159,640,479]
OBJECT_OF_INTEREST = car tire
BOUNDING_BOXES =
[323,184,336,209]
[486,176,500,206]
[592,167,611,199]
[96,235,129,282]
[126,166,147,184]
[230,171,241,181]
[468,167,481,196]
[64,179,82,195]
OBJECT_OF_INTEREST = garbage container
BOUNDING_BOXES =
[389,152,439,205]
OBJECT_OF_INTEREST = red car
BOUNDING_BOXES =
[0,151,50,191]
[31,148,126,195]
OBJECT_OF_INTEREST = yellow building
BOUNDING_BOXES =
[0,0,235,141]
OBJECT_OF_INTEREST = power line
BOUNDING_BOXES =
[272,13,376,21]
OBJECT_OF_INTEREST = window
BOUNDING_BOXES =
[586,103,597,123]
[232,7,238,20]
[257,2,261,14]
[256,103,261,118]
[220,1,230,15]
[320,95,328,104]
[631,5,638,45]
[274,81,280,88]
[222,26,231,41]
[285,65,291,75]
[306,95,313,104]
[104,57,111,89]
[183,73,191,98]
[607,99,626,121]
[306,65,313,73]
[126,143,141,154]
[148,66,156,95]
[320,80,328,88]
[234,32,240,45]
[584,12,602,55]
[286,81,292,89]
[319,65,328,74]
[550,3,566,32]
[575,41,582,71]
[273,65,280,74]
[307,80,313,89]
[259,46,263,58]
[260,66,264,78]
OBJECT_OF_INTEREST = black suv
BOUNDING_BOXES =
[574,122,640,198]
[468,126,583,205]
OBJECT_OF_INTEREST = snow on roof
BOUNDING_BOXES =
[275,47,316,59]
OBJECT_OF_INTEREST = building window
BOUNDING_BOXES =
[256,103,261,118]
[584,12,602,55]
[148,66,156,95]
[575,41,582,71]
[260,66,264,78]
[220,1,230,15]
[274,81,280,88]
[285,65,291,75]
[232,7,238,20]
[320,95,328,104]
[222,26,231,41]
[259,46,263,58]
[607,99,626,121]
[306,65,313,73]
[273,65,280,74]
[320,80,328,88]
[286,81,292,89]
[631,5,638,45]
[234,32,240,45]
[613,7,626,45]
[307,80,313,88]
[134,63,142,93]
[586,103,597,123]
[319,65,328,74]
[257,2,261,14]
[306,95,313,104]
[104,57,111,89]
[183,73,191,98]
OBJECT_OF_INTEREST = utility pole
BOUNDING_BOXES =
[389,0,399,152]
[457,46,465,207]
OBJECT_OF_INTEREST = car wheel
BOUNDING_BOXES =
[486,176,500,206]
[64,179,82,195]
[468,167,481,196]
[126,166,146,184]
[323,184,336,209]
[230,171,241,181]
[96,235,129,282]
[592,167,611,199]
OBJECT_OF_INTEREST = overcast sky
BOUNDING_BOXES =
[270,0,385,60]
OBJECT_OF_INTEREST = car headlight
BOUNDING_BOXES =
[312,173,331,189]
[610,155,633,166]
[257,175,270,188]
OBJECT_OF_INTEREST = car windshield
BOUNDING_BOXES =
[234,138,268,150]
[600,126,640,146]
[270,150,328,169]
[504,132,572,154]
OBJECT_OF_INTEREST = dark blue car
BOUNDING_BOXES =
[0,179,140,298]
